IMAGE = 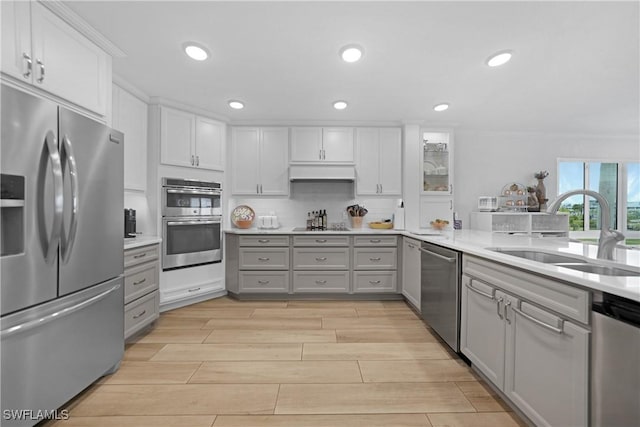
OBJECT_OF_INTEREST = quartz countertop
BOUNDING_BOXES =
[224,227,640,302]
[124,235,162,250]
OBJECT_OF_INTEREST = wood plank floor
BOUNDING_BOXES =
[48,297,526,427]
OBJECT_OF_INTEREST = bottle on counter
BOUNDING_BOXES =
[322,209,327,231]
[307,212,312,231]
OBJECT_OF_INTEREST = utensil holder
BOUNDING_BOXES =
[350,216,363,229]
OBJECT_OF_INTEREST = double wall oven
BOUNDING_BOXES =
[162,178,222,270]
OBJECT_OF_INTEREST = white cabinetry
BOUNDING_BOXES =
[1,1,110,116]
[356,128,402,196]
[160,106,225,170]
[461,256,589,427]
[112,84,147,191]
[291,127,354,163]
[420,130,454,227]
[231,127,289,196]
[401,237,421,310]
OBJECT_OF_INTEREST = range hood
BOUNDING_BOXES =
[289,165,355,181]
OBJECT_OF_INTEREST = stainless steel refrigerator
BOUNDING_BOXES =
[1,85,124,426]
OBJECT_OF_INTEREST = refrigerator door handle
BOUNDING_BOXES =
[0,284,121,339]
[38,130,64,264]
[60,135,79,263]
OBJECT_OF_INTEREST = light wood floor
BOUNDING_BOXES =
[48,297,526,427]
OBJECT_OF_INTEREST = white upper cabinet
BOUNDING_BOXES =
[421,130,453,195]
[231,127,289,196]
[355,128,401,196]
[2,1,110,117]
[160,106,225,170]
[290,127,354,163]
[112,85,147,192]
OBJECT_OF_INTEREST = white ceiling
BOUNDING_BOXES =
[65,1,639,134]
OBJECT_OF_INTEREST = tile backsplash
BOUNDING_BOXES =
[227,181,400,229]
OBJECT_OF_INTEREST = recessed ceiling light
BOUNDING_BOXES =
[333,101,348,110]
[433,103,449,112]
[228,100,244,110]
[486,50,513,67]
[183,42,209,61]
[339,45,364,63]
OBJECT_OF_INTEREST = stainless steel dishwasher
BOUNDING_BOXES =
[419,241,462,352]
[591,291,640,427]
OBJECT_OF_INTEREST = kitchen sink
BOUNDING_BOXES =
[488,248,640,276]
[554,263,640,277]
[488,248,584,264]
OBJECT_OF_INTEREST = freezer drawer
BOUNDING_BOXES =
[1,277,124,427]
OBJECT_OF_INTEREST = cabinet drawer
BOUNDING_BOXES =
[354,248,397,270]
[293,248,349,270]
[124,261,159,304]
[353,235,397,246]
[124,290,159,339]
[240,248,290,270]
[463,255,590,324]
[293,235,350,246]
[239,235,290,247]
[124,244,159,269]
[353,271,397,293]
[239,271,289,293]
[293,271,349,293]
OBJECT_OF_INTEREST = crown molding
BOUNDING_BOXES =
[38,0,127,58]
[112,74,150,103]
[148,96,230,122]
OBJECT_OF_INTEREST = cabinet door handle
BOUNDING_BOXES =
[408,244,416,249]
[466,280,495,300]
[319,150,322,160]
[133,278,147,286]
[191,155,195,165]
[450,184,453,194]
[315,257,327,261]
[512,303,564,334]
[379,184,382,193]
[503,300,512,324]
[36,59,45,83]
[260,184,263,194]
[22,52,32,78]
[370,239,381,243]
[258,257,270,261]
[369,280,381,284]
[315,239,327,243]
[315,280,327,284]
[133,253,147,259]
[322,149,326,160]
[258,239,270,243]
[132,310,147,319]
[188,287,201,293]
[257,184,259,194]
[369,257,381,261]
[196,155,200,166]
[496,297,504,319]
[257,280,270,285]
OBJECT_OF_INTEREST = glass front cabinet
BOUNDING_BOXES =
[422,131,452,195]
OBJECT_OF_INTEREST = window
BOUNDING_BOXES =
[557,159,639,246]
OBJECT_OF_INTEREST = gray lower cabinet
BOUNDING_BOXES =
[233,235,292,293]
[461,255,589,427]
[124,243,160,340]
[353,236,397,294]
[293,237,350,293]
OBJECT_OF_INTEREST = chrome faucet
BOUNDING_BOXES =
[547,189,625,260]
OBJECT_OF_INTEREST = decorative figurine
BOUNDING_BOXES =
[534,171,549,210]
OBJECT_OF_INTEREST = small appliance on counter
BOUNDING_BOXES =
[258,212,280,229]
[124,208,136,237]
[394,199,405,230]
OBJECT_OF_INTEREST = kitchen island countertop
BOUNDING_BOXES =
[124,235,162,250]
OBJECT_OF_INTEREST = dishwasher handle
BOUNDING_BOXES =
[418,246,457,263]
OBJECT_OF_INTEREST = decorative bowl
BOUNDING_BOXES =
[430,220,449,230]
[231,205,255,229]
[234,219,253,229]
[369,222,394,229]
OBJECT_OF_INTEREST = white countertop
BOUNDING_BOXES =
[225,227,640,302]
[124,235,162,250]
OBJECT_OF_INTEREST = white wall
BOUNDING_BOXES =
[453,130,640,225]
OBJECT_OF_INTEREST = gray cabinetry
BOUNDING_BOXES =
[234,235,291,294]
[293,235,350,293]
[460,255,589,427]
[124,243,160,340]
[352,235,398,294]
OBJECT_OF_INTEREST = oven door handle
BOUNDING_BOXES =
[166,220,220,226]
[166,189,221,195]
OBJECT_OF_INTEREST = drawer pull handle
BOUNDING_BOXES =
[188,287,201,293]
[370,239,381,243]
[315,280,327,285]
[369,280,382,284]
[315,257,327,261]
[315,239,328,243]
[496,297,504,320]
[258,257,270,261]
[408,244,416,249]
[512,303,564,334]
[466,280,495,300]
[258,239,270,243]
[132,310,147,319]
[133,253,147,259]
[257,280,270,285]
[369,257,381,261]
[133,278,147,286]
